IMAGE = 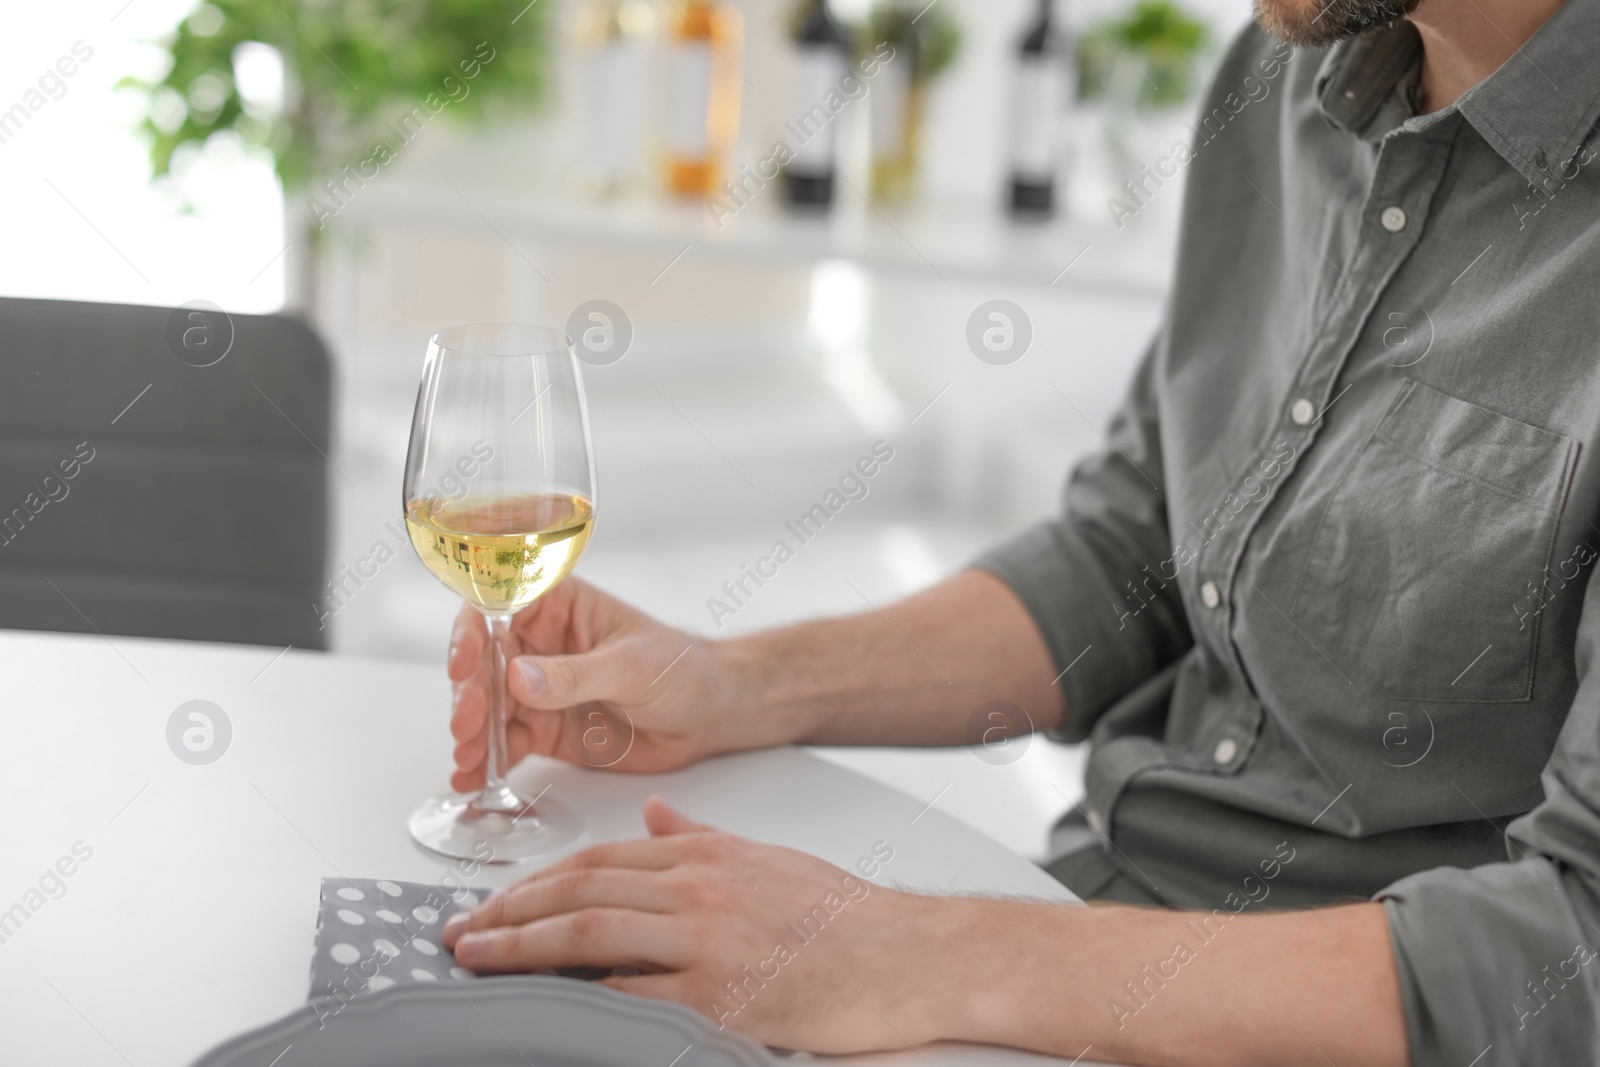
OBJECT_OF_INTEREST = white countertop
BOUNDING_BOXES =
[0,629,1110,1066]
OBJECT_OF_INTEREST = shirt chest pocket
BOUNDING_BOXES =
[1289,380,1577,702]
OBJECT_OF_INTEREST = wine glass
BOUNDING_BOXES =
[402,323,595,862]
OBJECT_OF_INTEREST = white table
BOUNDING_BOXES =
[0,630,1099,1066]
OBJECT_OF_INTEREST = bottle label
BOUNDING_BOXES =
[664,42,713,156]
[786,47,845,169]
[579,41,647,178]
[1011,55,1066,179]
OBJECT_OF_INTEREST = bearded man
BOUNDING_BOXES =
[438,0,1600,1062]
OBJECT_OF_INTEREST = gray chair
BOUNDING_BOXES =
[0,297,331,649]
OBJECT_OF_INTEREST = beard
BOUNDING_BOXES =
[1253,0,1423,47]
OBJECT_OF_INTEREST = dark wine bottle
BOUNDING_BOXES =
[784,0,849,209]
[1008,0,1071,217]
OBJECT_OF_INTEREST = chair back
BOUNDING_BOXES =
[0,297,332,650]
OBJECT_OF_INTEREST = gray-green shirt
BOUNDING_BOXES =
[977,4,1600,1062]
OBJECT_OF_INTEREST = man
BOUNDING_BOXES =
[437,0,1600,1061]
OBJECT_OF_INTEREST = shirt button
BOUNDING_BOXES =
[1380,206,1407,232]
[1290,397,1316,425]
[1086,808,1105,832]
[1214,738,1238,765]
[1200,580,1221,609]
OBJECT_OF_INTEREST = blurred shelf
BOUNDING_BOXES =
[335,175,1175,296]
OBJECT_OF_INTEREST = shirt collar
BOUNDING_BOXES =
[1314,0,1600,188]
[1315,22,1423,141]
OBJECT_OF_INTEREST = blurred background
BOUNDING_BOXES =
[3,0,1251,859]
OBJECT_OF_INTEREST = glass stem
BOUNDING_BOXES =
[475,611,529,815]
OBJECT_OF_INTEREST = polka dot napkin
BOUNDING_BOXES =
[308,878,480,1008]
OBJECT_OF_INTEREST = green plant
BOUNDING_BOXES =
[123,0,550,191]
[859,0,961,81]
[1076,0,1209,109]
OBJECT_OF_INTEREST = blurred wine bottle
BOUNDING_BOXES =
[1007,0,1072,217]
[573,0,654,197]
[661,1,742,197]
[783,0,849,210]
[865,1,959,204]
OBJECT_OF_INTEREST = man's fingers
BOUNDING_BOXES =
[508,642,641,710]
[453,679,562,759]
[446,605,487,682]
[449,680,488,742]
[512,703,569,761]
[513,577,585,652]
[452,732,486,773]
[445,869,681,946]
[488,836,699,901]
[450,909,690,973]
[450,718,534,792]
[643,793,712,836]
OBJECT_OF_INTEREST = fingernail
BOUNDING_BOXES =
[455,932,486,958]
[515,659,545,695]
[443,912,469,939]
[448,643,459,666]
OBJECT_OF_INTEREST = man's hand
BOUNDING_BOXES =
[447,579,793,789]
[437,795,1408,1065]
[445,569,1066,789]
[441,795,950,1054]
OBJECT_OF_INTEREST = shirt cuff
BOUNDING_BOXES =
[1378,857,1598,1065]
[973,518,1186,743]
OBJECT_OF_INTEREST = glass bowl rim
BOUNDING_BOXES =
[429,323,574,358]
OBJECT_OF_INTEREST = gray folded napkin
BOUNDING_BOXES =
[309,877,616,1019]
[309,877,483,1014]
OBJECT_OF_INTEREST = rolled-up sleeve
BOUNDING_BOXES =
[1379,565,1600,1064]
[973,333,1192,742]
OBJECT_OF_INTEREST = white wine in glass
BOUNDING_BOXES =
[402,324,595,862]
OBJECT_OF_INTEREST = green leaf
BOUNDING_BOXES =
[127,0,551,192]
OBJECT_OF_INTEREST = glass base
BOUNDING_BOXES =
[408,791,584,863]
